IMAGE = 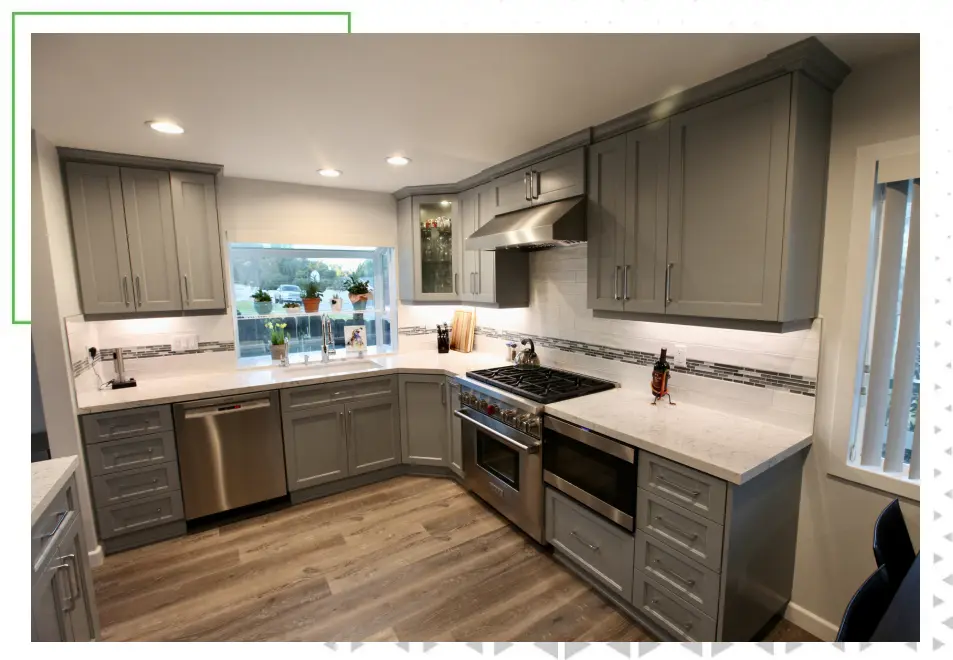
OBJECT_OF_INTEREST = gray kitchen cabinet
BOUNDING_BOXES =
[52,517,97,642]
[170,172,227,310]
[493,167,533,215]
[281,404,349,490]
[399,374,450,467]
[119,167,182,312]
[492,148,586,216]
[458,186,480,301]
[347,396,401,475]
[65,162,134,315]
[448,379,464,477]
[587,121,670,314]
[409,194,461,302]
[396,196,415,302]
[32,553,69,641]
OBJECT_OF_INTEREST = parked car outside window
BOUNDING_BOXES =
[275,285,302,303]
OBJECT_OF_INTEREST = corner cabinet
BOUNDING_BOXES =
[586,73,832,324]
[399,374,450,467]
[409,194,461,302]
[65,162,227,316]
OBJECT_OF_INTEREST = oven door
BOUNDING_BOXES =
[543,415,637,530]
[457,407,544,543]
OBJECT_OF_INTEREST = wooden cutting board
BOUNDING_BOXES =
[449,309,475,353]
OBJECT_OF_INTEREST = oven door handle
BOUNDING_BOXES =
[454,409,540,454]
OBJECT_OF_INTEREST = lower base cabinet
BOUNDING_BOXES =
[282,396,400,491]
[399,375,451,467]
[448,379,464,477]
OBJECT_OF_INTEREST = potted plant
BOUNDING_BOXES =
[344,275,373,311]
[283,301,301,315]
[264,320,289,362]
[251,287,273,315]
[302,281,322,313]
[330,293,343,312]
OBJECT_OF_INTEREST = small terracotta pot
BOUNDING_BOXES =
[302,297,320,313]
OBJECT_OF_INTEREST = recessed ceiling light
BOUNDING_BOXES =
[440,200,451,207]
[318,169,342,178]
[386,155,411,166]
[146,120,184,134]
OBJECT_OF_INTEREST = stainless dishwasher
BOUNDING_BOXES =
[173,391,287,520]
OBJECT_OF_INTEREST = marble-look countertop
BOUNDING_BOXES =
[75,351,507,414]
[544,389,812,485]
[32,456,78,526]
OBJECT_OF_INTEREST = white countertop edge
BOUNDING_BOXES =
[542,407,812,485]
[31,456,79,526]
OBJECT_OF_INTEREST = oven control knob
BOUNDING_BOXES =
[478,398,488,410]
[486,404,499,416]
[500,409,518,422]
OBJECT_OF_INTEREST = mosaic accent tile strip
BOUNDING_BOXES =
[474,327,817,397]
[99,341,236,361]
[397,325,438,336]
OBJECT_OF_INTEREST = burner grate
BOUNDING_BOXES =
[466,366,616,404]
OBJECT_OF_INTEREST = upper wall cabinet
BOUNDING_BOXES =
[587,73,833,324]
[65,162,227,316]
[493,148,586,215]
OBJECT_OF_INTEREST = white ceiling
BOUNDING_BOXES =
[31,33,918,192]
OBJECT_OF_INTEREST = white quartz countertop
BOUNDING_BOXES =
[32,456,78,526]
[75,351,507,414]
[543,389,812,485]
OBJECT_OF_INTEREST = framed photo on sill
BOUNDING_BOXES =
[344,325,367,356]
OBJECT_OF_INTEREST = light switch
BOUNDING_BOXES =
[172,334,200,352]
[674,344,688,367]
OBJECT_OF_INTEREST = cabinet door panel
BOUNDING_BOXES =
[347,396,401,475]
[120,167,182,312]
[65,162,134,315]
[282,404,348,490]
[170,172,226,310]
[399,375,449,467]
[32,558,70,641]
[666,76,790,320]
[473,182,497,304]
[56,521,96,642]
[411,195,460,301]
[494,168,532,215]
[532,148,586,205]
[458,187,479,301]
[623,122,669,314]
[586,136,627,312]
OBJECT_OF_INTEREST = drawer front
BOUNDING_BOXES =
[92,462,181,507]
[545,488,634,598]
[96,490,185,539]
[636,488,724,571]
[82,405,174,444]
[632,570,718,641]
[31,480,75,569]
[86,432,177,476]
[638,452,727,524]
[281,375,397,411]
[635,530,720,618]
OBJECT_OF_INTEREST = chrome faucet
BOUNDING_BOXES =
[321,314,337,363]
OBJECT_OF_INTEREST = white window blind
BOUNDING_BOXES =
[850,174,920,483]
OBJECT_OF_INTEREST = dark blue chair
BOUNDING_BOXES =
[873,499,916,591]
[836,564,894,642]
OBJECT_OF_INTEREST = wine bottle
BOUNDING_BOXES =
[651,348,670,398]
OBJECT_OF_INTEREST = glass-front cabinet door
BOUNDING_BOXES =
[411,194,460,301]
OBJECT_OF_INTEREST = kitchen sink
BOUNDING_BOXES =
[287,359,385,376]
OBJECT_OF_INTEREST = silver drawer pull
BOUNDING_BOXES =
[40,511,68,540]
[649,598,693,632]
[570,530,600,552]
[657,474,701,498]
[654,515,699,540]
[61,554,80,611]
[653,559,696,586]
[114,448,154,460]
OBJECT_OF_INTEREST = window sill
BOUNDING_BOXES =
[827,460,920,501]
[236,346,396,370]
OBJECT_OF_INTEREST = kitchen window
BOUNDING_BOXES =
[228,244,397,363]
[830,137,920,499]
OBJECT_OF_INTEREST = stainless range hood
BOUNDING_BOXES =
[465,196,586,251]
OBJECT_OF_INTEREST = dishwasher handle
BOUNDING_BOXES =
[183,398,272,419]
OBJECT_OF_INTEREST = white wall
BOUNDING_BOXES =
[31,130,101,561]
[31,341,46,434]
[786,49,920,638]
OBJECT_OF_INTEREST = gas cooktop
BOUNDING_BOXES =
[465,365,616,404]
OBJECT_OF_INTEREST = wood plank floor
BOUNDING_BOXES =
[93,476,819,642]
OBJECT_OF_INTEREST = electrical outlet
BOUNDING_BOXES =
[674,344,688,367]
[172,334,199,353]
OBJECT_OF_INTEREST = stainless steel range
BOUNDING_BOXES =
[454,365,616,544]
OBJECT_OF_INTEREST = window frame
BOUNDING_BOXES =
[827,135,920,501]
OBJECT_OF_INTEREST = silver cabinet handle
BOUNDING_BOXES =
[613,266,621,300]
[49,563,72,612]
[524,172,531,201]
[533,170,541,200]
[441,382,447,405]
[183,274,190,305]
[654,515,699,540]
[570,530,600,552]
[134,275,142,307]
[122,276,130,306]
[40,511,68,541]
[454,272,458,295]
[657,474,701,498]
[652,558,696,586]
[665,263,674,305]
[623,265,630,301]
[62,554,80,610]
[113,447,154,461]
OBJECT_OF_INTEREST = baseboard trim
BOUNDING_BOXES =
[784,601,838,641]
[88,544,103,568]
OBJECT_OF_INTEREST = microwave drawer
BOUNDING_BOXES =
[636,488,724,572]
[545,488,634,599]
[638,452,727,524]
